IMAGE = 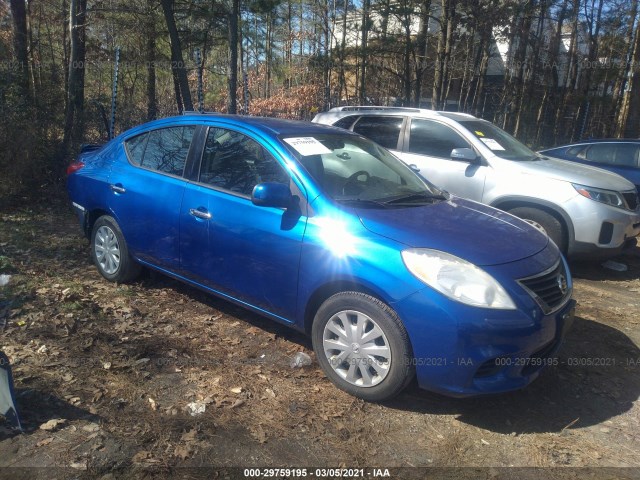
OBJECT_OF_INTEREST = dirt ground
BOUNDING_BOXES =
[1,192,639,480]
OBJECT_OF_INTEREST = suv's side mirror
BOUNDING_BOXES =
[252,182,293,208]
[451,148,480,163]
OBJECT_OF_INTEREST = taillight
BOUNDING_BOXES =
[66,161,85,175]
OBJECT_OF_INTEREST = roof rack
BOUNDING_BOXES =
[329,106,425,113]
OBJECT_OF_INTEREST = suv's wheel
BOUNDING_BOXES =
[508,207,567,252]
[90,215,141,283]
[311,292,414,401]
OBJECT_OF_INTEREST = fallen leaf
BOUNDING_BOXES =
[40,419,67,431]
[36,437,54,447]
[230,387,243,394]
[181,429,198,442]
[174,444,192,460]
[132,451,152,463]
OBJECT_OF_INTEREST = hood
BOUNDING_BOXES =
[512,156,635,192]
[356,197,549,266]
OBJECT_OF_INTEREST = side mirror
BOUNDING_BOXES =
[251,182,293,208]
[451,148,480,163]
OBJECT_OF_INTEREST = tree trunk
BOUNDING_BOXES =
[433,0,455,110]
[572,0,603,140]
[62,0,87,157]
[615,15,640,137]
[608,0,637,136]
[10,0,30,96]
[227,0,239,113]
[413,0,431,106]
[146,0,157,121]
[514,0,547,139]
[502,0,536,133]
[358,0,370,103]
[402,1,412,105]
[338,0,348,102]
[161,0,193,112]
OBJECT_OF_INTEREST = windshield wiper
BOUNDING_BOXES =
[337,198,389,208]
[381,192,447,205]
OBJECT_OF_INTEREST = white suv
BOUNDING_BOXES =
[313,106,640,258]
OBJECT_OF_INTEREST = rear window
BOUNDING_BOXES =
[124,133,148,166]
[124,126,196,176]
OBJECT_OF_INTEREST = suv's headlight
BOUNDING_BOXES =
[401,249,516,309]
[572,184,626,209]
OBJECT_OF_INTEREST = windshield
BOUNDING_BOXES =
[452,118,537,161]
[280,133,446,207]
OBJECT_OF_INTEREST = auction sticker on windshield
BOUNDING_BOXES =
[480,138,506,151]
[283,137,332,156]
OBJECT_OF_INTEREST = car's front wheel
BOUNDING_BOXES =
[90,215,141,283]
[311,292,414,401]
[508,206,567,252]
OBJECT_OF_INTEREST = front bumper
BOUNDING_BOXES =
[392,251,575,397]
[567,196,640,258]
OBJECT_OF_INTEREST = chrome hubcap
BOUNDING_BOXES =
[94,226,121,275]
[322,310,391,387]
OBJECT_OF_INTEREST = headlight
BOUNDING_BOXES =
[401,249,516,309]
[572,184,626,209]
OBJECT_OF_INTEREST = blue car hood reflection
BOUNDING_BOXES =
[355,197,549,266]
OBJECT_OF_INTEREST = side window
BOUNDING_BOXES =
[353,116,403,150]
[142,126,196,176]
[584,144,615,165]
[124,133,148,166]
[332,115,359,130]
[408,119,470,158]
[566,145,587,157]
[613,144,640,167]
[199,127,289,196]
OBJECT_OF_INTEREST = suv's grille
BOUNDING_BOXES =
[622,191,639,211]
[518,261,571,314]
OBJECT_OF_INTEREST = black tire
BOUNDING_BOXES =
[311,292,414,401]
[508,206,567,252]
[90,215,141,283]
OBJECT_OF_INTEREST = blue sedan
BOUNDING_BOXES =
[67,114,575,400]
[540,140,640,192]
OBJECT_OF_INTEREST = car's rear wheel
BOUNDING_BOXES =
[311,292,414,401]
[508,207,567,252]
[91,215,141,283]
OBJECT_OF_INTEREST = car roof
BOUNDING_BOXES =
[541,139,640,149]
[122,113,347,139]
[318,106,479,121]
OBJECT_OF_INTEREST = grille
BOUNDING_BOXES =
[518,261,571,314]
[622,191,639,211]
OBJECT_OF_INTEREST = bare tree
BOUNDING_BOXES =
[161,0,193,113]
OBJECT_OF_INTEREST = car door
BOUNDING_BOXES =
[108,125,197,270]
[398,118,486,201]
[179,125,307,322]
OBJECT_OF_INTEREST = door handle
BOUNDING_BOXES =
[110,184,126,194]
[189,208,212,220]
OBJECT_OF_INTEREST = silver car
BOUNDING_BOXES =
[313,107,640,259]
